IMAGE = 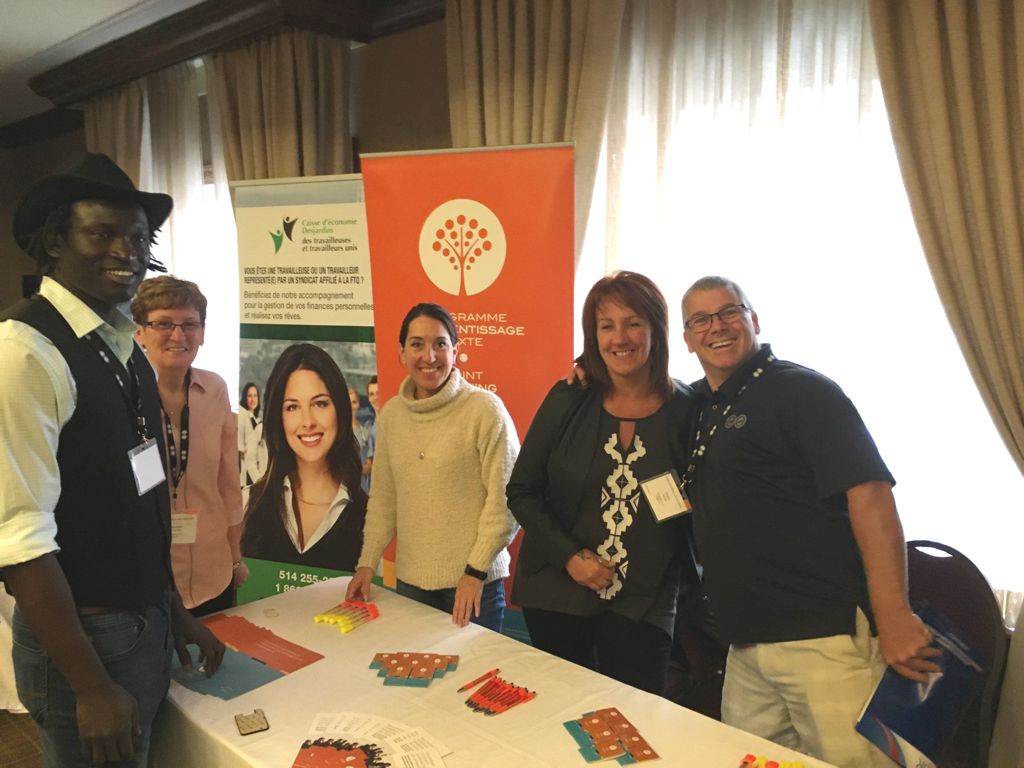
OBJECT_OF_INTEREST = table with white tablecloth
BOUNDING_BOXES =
[152,577,832,767]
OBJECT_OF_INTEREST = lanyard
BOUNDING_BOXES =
[83,332,151,442]
[684,352,776,488]
[162,370,191,497]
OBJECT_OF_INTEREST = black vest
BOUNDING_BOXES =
[2,296,171,608]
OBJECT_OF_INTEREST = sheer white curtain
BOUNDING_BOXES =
[141,61,240,400]
[581,0,1024,601]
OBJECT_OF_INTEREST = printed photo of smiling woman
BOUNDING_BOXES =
[241,343,368,572]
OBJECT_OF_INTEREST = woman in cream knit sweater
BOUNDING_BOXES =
[346,303,519,631]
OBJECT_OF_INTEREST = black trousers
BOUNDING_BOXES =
[522,606,672,695]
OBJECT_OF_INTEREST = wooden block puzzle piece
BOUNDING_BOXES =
[623,734,659,761]
[234,709,269,736]
[369,652,459,687]
[596,740,626,760]
[565,708,660,763]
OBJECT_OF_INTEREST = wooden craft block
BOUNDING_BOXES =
[595,740,625,759]
[624,734,659,761]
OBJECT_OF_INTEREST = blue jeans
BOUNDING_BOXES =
[12,603,173,768]
[397,578,506,633]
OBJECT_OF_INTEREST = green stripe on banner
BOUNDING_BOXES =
[236,557,386,605]
[240,324,375,342]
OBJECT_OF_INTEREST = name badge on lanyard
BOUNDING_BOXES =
[640,469,691,522]
[85,333,166,496]
[128,438,166,496]
[171,508,199,544]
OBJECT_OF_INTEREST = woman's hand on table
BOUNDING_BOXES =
[566,548,615,592]
[346,567,375,602]
[453,575,484,627]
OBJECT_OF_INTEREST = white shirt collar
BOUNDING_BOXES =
[38,276,139,365]
[281,475,351,553]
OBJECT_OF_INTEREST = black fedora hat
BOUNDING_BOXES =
[13,153,173,257]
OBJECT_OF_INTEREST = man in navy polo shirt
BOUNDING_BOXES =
[0,154,223,767]
[681,275,940,767]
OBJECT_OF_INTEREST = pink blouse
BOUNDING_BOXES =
[165,367,244,608]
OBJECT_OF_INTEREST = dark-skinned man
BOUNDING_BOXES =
[0,154,223,767]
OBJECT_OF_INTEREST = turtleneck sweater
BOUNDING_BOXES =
[357,368,519,588]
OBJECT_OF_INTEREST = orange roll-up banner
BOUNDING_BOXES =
[362,145,574,628]
[362,145,574,426]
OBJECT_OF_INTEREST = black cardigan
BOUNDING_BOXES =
[507,379,699,625]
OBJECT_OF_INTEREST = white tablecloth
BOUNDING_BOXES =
[152,577,832,767]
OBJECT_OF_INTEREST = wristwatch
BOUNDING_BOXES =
[464,564,487,581]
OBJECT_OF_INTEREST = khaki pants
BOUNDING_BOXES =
[722,609,890,768]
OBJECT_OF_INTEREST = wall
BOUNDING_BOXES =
[0,129,87,308]
[352,20,451,155]
[0,20,451,308]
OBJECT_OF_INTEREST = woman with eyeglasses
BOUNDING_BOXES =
[132,276,247,616]
[241,344,367,571]
[506,271,701,694]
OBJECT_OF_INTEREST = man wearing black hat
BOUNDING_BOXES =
[0,154,224,766]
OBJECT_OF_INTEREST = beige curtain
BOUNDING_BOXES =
[869,1,1024,476]
[82,80,146,186]
[204,28,351,181]
[79,61,240,388]
[446,0,626,259]
[145,62,204,276]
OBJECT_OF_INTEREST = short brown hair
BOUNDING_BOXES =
[131,275,208,324]
[580,271,673,399]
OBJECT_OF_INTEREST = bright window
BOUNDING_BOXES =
[578,0,1024,596]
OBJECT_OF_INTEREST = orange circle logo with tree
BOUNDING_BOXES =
[418,199,507,295]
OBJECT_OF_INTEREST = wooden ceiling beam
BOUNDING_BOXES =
[0,108,84,149]
[29,0,443,109]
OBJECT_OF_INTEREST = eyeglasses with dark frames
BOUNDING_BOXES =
[144,320,204,334]
[684,304,750,332]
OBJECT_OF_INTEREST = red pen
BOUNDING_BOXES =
[481,678,511,712]
[489,686,534,715]
[474,677,503,700]
[739,754,757,768]
[466,677,503,711]
[458,667,500,692]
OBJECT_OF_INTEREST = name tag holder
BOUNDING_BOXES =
[84,333,167,498]
[171,508,200,544]
[128,439,166,496]
[640,469,691,522]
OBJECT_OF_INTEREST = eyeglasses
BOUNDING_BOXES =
[684,304,750,332]
[144,320,204,334]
